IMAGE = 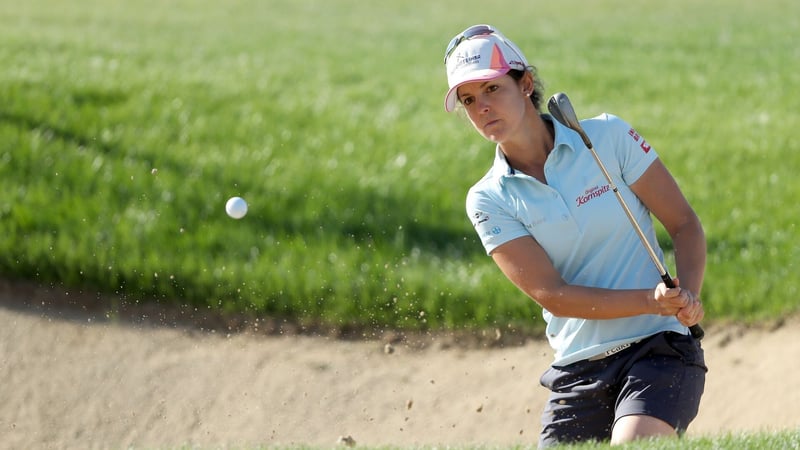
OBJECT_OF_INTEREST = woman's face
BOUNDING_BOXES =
[456,74,530,143]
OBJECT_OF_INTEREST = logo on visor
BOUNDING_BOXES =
[455,53,481,67]
[451,44,510,73]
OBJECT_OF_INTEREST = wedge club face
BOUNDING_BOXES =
[547,93,593,149]
[547,94,569,128]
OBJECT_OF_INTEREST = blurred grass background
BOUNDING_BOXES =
[1,0,798,335]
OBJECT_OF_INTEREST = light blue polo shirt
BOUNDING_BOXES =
[466,113,687,366]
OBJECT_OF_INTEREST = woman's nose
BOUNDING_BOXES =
[477,96,490,113]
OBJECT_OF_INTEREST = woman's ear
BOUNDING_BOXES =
[521,72,535,96]
[526,73,536,95]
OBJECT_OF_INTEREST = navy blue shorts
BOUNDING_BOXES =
[538,331,707,447]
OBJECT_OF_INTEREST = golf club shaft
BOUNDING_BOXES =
[547,93,704,340]
[583,143,672,280]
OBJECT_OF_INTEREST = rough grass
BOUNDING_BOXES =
[1,0,798,335]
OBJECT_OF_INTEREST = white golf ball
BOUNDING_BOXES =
[225,196,248,219]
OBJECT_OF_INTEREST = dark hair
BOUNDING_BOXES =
[508,68,545,112]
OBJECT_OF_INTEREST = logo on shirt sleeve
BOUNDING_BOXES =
[628,128,652,153]
[471,211,490,227]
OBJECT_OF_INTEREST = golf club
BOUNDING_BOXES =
[547,92,705,340]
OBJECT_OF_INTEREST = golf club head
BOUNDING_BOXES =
[547,92,580,129]
[547,93,568,127]
[547,92,593,148]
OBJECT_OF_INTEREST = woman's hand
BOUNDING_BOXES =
[676,290,704,327]
[653,278,704,326]
[652,280,688,316]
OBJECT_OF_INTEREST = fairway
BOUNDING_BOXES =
[1,0,800,448]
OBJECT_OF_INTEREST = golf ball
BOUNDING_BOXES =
[225,196,248,219]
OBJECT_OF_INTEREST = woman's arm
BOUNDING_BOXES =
[631,158,706,326]
[490,234,690,319]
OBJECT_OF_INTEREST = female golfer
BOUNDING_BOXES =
[443,24,707,447]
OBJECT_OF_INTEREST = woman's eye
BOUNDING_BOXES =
[486,85,499,93]
[462,97,474,106]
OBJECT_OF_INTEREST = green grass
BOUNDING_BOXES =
[565,430,800,449]
[235,429,800,449]
[535,429,800,449]
[1,0,799,335]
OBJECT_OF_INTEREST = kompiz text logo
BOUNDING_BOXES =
[576,184,610,207]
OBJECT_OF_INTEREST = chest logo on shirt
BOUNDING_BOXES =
[575,184,611,207]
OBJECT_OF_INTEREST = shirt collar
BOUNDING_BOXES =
[491,114,579,179]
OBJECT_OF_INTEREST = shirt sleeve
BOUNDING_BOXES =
[466,183,531,255]
[604,113,660,185]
